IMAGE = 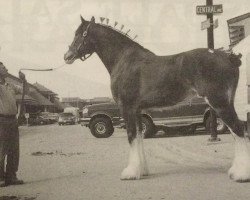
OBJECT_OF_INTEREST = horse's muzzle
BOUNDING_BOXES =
[64,50,75,64]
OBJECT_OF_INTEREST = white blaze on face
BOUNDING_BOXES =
[229,136,250,182]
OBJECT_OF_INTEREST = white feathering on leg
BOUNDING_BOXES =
[121,139,141,180]
[229,136,250,182]
[138,134,149,176]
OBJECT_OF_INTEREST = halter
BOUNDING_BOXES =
[68,22,93,62]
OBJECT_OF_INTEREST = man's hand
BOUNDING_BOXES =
[19,71,26,81]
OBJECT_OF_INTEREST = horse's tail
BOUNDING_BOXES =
[229,52,242,68]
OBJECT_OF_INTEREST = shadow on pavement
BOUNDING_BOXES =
[0,196,36,200]
[150,126,229,139]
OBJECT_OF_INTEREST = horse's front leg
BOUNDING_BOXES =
[121,108,142,180]
[136,112,149,176]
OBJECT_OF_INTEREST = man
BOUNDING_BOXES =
[0,62,25,187]
[208,108,221,142]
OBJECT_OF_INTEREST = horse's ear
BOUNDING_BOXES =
[91,16,95,23]
[80,15,86,23]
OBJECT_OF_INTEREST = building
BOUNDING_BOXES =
[227,13,250,120]
[227,12,250,48]
[61,97,86,109]
[33,82,57,102]
[6,74,38,116]
[6,74,63,115]
[232,35,250,121]
[33,82,64,112]
[87,97,113,105]
[61,97,113,110]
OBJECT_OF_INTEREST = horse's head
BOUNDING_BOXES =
[64,16,96,64]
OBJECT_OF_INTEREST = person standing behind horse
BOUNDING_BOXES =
[208,108,221,142]
[0,62,25,187]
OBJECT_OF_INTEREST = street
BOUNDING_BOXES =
[1,124,250,200]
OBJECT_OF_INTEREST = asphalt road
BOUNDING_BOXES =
[1,124,250,200]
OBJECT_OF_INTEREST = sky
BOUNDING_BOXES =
[0,0,250,99]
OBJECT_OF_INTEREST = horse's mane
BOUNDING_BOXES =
[99,23,134,40]
[97,23,153,54]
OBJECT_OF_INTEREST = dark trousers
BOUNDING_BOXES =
[0,117,19,180]
[209,108,218,138]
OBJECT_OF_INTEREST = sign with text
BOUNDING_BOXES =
[201,19,211,30]
[196,4,223,15]
[213,19,218,29]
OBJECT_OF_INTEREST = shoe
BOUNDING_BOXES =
[0,178,24,187]
[208,137,221,142]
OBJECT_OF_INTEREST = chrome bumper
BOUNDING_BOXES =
[79,117,91,127]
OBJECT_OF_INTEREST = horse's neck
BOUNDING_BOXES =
[95,42,127,74]
[93,26,138,74]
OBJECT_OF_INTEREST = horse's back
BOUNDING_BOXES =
[111,47,240,108]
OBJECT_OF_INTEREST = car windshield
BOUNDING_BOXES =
[59,113,74,117]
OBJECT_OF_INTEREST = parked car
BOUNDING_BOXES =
[29,115,53,126]
[63,107,80,123]
[39,112,59,123]
[58,113,76,125]
[80,97,227,138]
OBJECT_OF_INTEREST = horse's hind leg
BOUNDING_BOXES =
[206,95,250,182]
[120,106,143,180]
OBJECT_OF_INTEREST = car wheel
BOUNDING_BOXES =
[90,117,114,138]
[142,117,157,138]
[216,118,228,134]
[205,116,227,134]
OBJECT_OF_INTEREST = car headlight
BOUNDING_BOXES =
[82,108,88,114]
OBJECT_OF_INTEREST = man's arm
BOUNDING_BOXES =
[7,72,29,95]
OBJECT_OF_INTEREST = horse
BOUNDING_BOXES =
[64,16,250,182]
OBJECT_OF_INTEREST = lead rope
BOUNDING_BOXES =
[17,53,91,123]
[18,62,68,125]
[19,62,68,72]
[18,78,26,125]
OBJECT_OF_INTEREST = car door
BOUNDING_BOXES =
[144,98,198,127]
[189,96,208,124]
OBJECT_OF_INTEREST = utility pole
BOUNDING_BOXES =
[196,0,223,141]
[207,0,214,49]
[207,0,218,141]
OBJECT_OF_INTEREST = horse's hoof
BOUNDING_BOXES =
[228,167,250,182]
[141,167,149,176]
[120,166,141,180]
[142,172,149,176]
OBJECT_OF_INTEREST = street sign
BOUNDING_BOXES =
[201,19,211,30]
[196,4,223,15]
[24,113,29,119]
[213,18,218,29]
